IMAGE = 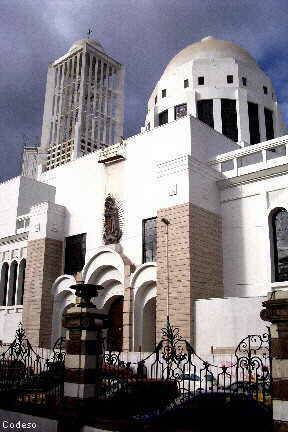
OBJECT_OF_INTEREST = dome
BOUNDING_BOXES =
[69,38,105,53]
[163,36,257,75]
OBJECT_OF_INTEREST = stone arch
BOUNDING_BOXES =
[51,274,76,345]
[7,261,18,306]
[131,263,157,352]
[0,263,9,306]
[83,247,126,351]
[82,247,124,311]
[17,259,26,305]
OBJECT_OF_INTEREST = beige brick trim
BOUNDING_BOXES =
[22,238,63,347]
[156,202,223,344]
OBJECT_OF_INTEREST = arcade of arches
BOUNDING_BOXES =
[0,259,26,307]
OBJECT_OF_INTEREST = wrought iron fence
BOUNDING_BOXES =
[96,320,272,415]
[0,320,271,418]
[0,324,65,410]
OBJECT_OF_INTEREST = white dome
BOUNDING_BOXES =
[163,36,257,75]
[69,38,105,53]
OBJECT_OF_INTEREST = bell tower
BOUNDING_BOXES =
[40,38,124,171]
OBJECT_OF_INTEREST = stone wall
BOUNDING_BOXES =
[156,202,223,343]
[22,238,63,347]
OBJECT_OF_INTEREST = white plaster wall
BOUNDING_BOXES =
[0,306,22,343]
[36,116,237,266]
[40,153,106,261]
[194,296,267,356]
[18,176,55,216]
[0,177,20,237]
[221,170,288,297]
[222,193,267,297]
[28,202,65,242]
[122,117,237,263]
[0,176,55,238]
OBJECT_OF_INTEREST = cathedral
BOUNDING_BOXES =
[0,36,287,357]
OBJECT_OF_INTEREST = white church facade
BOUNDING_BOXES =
[0,36,287,357]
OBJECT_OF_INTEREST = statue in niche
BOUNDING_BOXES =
[103,195,122,245]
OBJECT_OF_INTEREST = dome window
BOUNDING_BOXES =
[184,79,189,88]
[264,108,274,140]
[154,95,158,104]
[248,102,260,145]
[263,86,268,95]
[221,99,238,142]
[198,76,204,85]
[162,89,167,98]
[242,77,247,86]
[227,75,233,84]
[197,100,214,128]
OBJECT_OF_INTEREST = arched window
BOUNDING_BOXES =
[7,261,18,306]
[17,259,26,305]
[0,263,9,306]
[271,208,288,282]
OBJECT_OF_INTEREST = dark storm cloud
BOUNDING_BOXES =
[0,0,288,181]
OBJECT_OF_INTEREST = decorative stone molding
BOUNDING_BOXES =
[98,142,126,164]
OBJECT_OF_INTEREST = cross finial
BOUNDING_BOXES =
[87,28,92,39]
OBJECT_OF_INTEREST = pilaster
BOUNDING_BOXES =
[22,202,65,347]
[156,202,223,344]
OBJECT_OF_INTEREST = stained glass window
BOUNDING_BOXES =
[272,209,288,282]
[143,218,157,263]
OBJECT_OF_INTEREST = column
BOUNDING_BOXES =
[62,307,107,405]
[59,285,110,431]
[213,98,222,135]
[236,88,250,145]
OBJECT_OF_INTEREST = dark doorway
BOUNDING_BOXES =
[107,296,124,351]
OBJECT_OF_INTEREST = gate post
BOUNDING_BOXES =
[261,290,288,431]
[58,283,110,431]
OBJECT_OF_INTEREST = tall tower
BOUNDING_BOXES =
[40,38,124,171]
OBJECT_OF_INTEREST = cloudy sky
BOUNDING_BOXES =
[0,0,287,182]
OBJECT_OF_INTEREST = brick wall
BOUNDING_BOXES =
[22,238,63,347]
[156,202,223,343]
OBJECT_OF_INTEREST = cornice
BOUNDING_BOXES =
[0,232,28,246]
[218,163,288,190]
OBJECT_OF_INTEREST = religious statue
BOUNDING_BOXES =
[103,195,122,244]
